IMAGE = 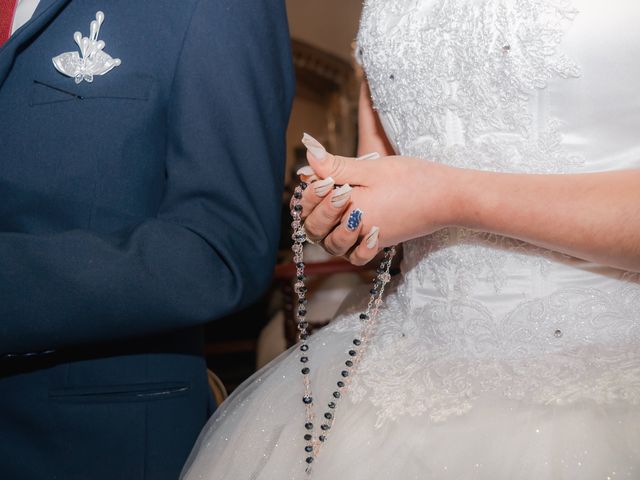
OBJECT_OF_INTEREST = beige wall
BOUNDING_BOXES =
[286,0,362,61]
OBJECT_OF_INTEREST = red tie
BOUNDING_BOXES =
[0,0,19,48]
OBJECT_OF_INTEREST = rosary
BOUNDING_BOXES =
[290,181,397,475]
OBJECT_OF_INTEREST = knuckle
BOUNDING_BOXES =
[330,156,348,179]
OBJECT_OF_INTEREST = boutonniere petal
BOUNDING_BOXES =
[52,11,121,84]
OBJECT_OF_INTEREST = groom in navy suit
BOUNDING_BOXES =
[0,0,294,478]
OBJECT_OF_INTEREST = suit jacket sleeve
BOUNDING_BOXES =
[0,0,295,354]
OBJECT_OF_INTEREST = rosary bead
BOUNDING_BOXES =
[324,412,333,420]
[370,289,379,295]
[300,344,309,352]
[305,446,313,453]
[303,396,313,404]
[383,247,391,253]
[298,298,307,305]
[353,339,362,346]
[297,274,305,281]
[306,457,314,464]
[294,191,302,199]
[300,182,308,190]
[319,435,326,442]
[300,333,309,340]
[345,360,353,367]
[333,391,341,399]
[301,367,310,375]
[300,356,309,363]
[328,402,336,409]
[304,434,312,441]
[294,204,303,212]
[341,370,349,377]
[337,381,345,388]
[296,262,305,270]
[305,423,313,430]
[321,424,330,431]
[298,322,309,330]
[348,350,357,357]
[359,313,369,320]
[298,309,307,316]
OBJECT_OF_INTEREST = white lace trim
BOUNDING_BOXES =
[342,0,640,426]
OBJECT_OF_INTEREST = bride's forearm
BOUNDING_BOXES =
[447,167,640,272]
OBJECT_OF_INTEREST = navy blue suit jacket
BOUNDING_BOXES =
[0,0,294,478]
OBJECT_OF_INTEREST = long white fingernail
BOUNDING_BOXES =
[314,177,334,197]
[302,133,327,161]
[297,165,316,176]
[357,152,381,161]
[365,226,380,249]
[331,184,352,208]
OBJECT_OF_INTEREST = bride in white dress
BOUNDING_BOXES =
[183,1,640,478]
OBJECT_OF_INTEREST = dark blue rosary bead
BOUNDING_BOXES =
[324,412,333,420]
[319,435,326,442]
[305,423,313,430]
[300,344,309,352]
[294,191,303,199]
[306,457,314,464]
[300,182,308,190]
[337,381,345,388]
[345,360,353,367]
[321,424,330,431]
[300,333,309,340]
[300,356,309,363]
[333,391,341,399]
[304,434,312,441]
[353,339,362,346]
[359,313,369,320]
[341,370,349,377]
[370,288,379,295]
[348,350,357,356]
[305,446,313,453]
[296,262,305,269]
[303,396,313,404]
[328,402,336,409]
[294,204,303,212]
[301,367,310,375]
[298,309,307,316]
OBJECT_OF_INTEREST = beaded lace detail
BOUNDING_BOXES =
[331,0,640,426]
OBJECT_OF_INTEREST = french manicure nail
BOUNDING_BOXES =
[357,152,381,161]
[297,166,316,176]
[314,177,334,197]
[365,226,380,249]
[346,209,363,232]
[302,133,327,161]
[331,184,352,208]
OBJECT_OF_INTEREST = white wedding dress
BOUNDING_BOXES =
[183,1,640,478]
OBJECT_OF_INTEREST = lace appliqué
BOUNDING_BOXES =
[340,0,640,427]
[358,0,583,173]
[328,275,640,427]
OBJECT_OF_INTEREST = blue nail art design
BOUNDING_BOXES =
[346,209,363,231]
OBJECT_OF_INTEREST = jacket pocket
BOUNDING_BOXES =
[49,381,191,403]
[30,73,153,106]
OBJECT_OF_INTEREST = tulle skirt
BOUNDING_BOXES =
[181,303,640,480]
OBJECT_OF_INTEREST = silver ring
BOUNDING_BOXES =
[300,224,316,245]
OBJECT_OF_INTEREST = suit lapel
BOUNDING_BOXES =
[0,0,71,87]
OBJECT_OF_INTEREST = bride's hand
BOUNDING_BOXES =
[297,134,460,263]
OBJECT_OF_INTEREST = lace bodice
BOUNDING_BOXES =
[333,0,640,425]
